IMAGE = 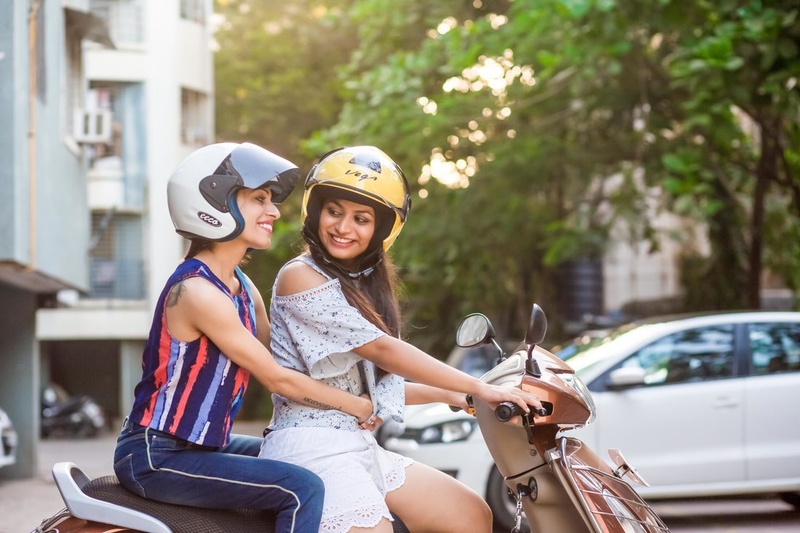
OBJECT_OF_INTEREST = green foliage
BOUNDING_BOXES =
[215,0,800,361]
[214,0,359,168]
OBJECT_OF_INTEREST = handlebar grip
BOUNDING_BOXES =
[495,402,548,422]
[495,402,523,422]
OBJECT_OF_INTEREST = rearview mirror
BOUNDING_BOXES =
[524,304,547,346]
[456,313,495,347]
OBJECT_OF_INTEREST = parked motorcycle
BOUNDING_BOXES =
[454,303,669,532]
[41,383,107,439]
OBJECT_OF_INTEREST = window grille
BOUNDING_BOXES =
[181,88,210,146]
[180,0,206,24]
[90,0,145,45]
[89,212,145,300]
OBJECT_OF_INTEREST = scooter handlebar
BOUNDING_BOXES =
[495,401,547,422]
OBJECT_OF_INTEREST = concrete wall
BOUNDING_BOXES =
[0,0,32,265]
[0,285,40,479]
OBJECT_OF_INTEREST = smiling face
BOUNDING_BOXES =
[317,197,377,266]
[236,187,280,250]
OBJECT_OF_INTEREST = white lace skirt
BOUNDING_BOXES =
[259,426,413,533]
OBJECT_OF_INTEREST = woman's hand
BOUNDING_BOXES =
[475,382,542,413]
[358,415,383,431]
[354,393,374,426]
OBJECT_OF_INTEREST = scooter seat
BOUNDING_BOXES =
[83,475,277,533]
[82,473,410,533]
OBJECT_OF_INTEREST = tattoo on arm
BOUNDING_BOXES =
[303,397,340,411]
[166,282,186,307]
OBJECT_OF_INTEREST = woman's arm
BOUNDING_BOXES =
[354,335,542,412]
[405,382,470,410]
[171,277,372,422]
[271,261,538,412]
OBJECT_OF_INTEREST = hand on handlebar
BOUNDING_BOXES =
[475,383,542,414]
[495,401,547,422]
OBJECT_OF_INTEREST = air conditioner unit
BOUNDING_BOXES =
[73,109,113,143]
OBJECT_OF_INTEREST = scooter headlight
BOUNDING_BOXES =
[561,374,596,424]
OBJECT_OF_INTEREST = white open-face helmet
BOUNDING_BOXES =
[167,142,301,241]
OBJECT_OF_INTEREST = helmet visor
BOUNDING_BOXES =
[222,143,301,204]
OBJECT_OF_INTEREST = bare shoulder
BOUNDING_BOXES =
[168,276,231,310]
[275,261,328,296]
[165,276,237,341]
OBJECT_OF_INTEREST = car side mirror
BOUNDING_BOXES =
[606,367,647,390]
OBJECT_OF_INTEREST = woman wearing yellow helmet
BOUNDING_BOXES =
[258,146,542,532]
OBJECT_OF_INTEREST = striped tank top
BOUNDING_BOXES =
[128,258,254,447]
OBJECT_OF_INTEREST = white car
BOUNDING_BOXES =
[0,406,18,470]
[384,311,800,531]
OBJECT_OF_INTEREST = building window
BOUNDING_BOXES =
[181,88,210,146]
[89,212,145,300]
[180,0,206,24]
[90,0,145,45]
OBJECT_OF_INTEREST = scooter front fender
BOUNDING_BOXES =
[546,437,670,533]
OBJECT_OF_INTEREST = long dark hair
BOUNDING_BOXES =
[185,239,213,258]
[305,243,402,338]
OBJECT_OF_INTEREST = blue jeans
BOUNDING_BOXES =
[113,420,324,533]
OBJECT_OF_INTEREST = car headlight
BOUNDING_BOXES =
[400,419,478,444]
[560,374,596,424]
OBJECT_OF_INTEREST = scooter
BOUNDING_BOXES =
[454,303,670,532]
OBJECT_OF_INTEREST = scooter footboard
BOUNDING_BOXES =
[546,438,670,533]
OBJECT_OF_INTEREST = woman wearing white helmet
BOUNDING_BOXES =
[259,146,542,532]
[113,142,373,533]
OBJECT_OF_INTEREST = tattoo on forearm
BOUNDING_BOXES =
[303,397,340,410]
[166,282,186,307]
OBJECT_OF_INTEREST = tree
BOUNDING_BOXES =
[308,0,800,347]
[212,0,800,359]
[660,0,800,308]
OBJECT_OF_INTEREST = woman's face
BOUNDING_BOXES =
[317,197,376,265]
[237,187,280,250]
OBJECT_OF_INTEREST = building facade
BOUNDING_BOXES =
[0,0,214,478]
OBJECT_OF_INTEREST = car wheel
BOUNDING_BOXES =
[486,466,530,533]
[779,492,800,510]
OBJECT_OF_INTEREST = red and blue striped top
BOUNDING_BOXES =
[128,258,254,447]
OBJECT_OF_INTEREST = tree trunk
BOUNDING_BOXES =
[748,114,779,309]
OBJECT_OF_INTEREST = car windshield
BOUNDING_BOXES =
[561,322,645,376]
[553,333,607,361]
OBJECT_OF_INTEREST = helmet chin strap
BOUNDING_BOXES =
[302,225,382,279]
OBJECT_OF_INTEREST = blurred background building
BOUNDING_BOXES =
[0,0,213,478]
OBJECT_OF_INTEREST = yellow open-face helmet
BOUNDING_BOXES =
[302,146,411,252]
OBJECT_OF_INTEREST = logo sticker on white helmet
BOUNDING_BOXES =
[198,212,222,227]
